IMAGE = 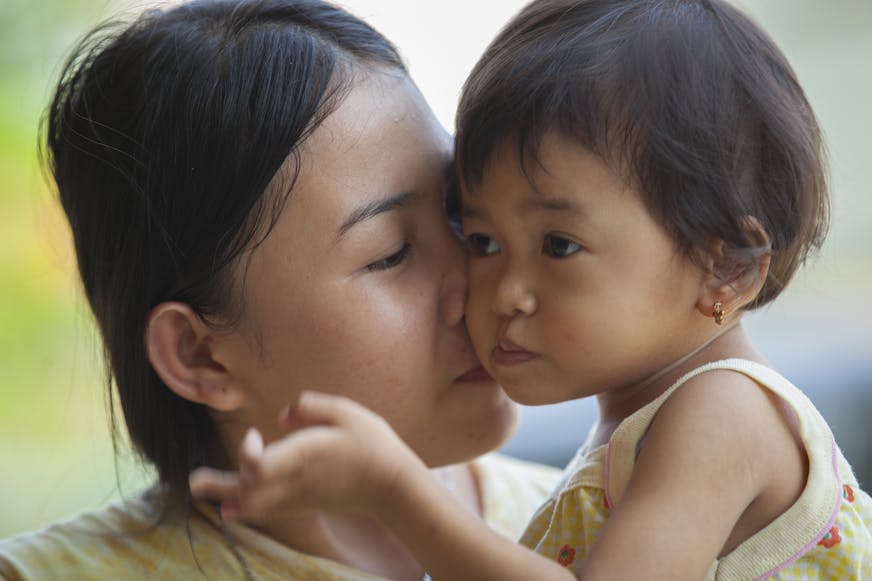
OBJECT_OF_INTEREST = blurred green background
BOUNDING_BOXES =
[1,0,870,539]
[0,0,158,538]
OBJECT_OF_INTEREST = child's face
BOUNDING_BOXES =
[461,133,709,406]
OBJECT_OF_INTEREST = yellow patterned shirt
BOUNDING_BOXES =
[520,359,872,580]
[0,454,560,580]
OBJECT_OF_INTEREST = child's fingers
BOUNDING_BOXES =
[239,426,342,502]
[278,390,370,431]
[189,467,241,502]
[238,427,264,466]
[237,427,275,488]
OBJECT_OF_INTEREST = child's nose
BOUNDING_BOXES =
[491,265,537,317]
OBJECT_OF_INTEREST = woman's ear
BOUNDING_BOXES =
[696,216,771,324]
[145,302,244,411]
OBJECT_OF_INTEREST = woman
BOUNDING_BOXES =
[0,0,558,579]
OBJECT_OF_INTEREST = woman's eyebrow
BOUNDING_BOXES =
[337,190,423,239]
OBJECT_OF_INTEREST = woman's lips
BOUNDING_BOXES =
[492,338,539,366]
[456,365,494,383]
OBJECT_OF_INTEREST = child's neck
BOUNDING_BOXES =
[632,320,740,393]
[591,320,765,448]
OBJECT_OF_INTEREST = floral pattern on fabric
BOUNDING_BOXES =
[817,526,842,549]
[557,544,576,567]
[843,484,855,503]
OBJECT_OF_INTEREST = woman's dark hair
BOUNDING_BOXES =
[456,0,828,308]
[43,0,405,506]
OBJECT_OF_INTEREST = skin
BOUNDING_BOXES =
[463,137,710,414]
[156,69,518,580]
[190,132,808,580]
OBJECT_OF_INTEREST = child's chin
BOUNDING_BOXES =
[500,381,558,407]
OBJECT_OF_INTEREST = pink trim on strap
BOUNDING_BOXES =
[603,440,613,510]
[751,436,843,581]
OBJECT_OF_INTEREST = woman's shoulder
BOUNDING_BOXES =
[0,489,243,580]
[475,452,562,487]
[0,489,401,581]
[473,453,562,540]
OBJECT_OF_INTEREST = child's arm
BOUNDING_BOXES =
[189,391,575,581]
[575,370,801,580]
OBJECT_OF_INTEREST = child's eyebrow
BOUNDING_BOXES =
[459,204,481,220]
[460,195,587,220]
[525,195,587,217]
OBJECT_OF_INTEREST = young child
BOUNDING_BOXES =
[190,0,872,578]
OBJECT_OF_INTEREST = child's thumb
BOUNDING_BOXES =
[278,390,361,430]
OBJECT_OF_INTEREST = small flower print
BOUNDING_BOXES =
[557,544,576,567]
[843,484,855,503]
[817,525,842,549]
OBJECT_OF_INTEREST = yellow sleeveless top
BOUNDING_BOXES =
[520,359,872,579]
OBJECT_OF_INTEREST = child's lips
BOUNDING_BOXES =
[492,338,539,366]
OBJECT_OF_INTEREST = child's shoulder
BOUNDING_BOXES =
[658,360,790,434]
[648,359,806,475]
[601,360,814,520]
[633,361,812,544]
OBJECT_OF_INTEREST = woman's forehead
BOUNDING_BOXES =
[293,74,447,193]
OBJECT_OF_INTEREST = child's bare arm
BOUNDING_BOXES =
[189,391,575,581]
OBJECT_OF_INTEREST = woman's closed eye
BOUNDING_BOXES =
[466,233,500,256]
[542,234,582,258]
[366,243,411,271]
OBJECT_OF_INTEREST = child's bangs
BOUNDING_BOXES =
[455,9,644,190]
[455,1,720,191]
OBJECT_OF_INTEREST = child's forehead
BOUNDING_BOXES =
[461,182,587,218]
[459,134,641,225]
[461,132,632,197]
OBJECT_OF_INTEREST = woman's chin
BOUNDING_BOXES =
[422,393,519,468]
[482,392,520,450]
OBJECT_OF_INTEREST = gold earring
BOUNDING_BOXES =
[713,301,725,325]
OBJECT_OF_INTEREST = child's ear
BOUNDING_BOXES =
[145,302,244,411]
[696,216,771,325]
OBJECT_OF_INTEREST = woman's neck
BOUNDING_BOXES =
[253,462,481,581]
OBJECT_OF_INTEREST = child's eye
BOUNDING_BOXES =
[466,233,500,256]
[542,234,581,258]
[366,243,411,271]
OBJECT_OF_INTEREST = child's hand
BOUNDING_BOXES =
[188,390,425,525]
[192,393,577,581]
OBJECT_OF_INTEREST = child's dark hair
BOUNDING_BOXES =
[456,0,828,308]
[42,0,404,507]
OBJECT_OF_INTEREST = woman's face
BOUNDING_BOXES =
[220,70,517,467]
